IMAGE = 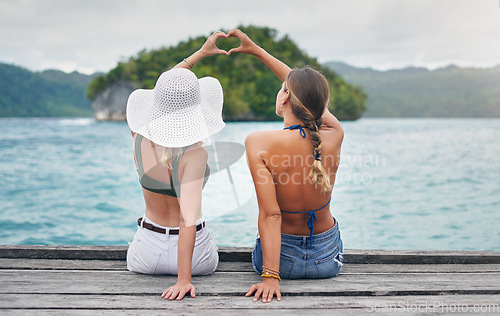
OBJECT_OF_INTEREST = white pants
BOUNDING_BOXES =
[126,215,218,275]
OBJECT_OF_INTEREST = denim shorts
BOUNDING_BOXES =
[126,215,218,275]
[252,219,343,279]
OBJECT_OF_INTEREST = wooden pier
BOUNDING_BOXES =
[1,245,500,314]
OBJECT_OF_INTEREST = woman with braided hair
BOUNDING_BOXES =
[227,28,344,303]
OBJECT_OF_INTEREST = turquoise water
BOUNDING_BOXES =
[0,117,499,250]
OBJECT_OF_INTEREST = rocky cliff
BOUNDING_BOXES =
[91,81,138,121]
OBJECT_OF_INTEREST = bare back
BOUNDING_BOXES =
[132,132,207,228]
[246,112,344,236]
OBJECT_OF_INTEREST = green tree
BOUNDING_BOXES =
[0,63,96,117]
[87,25,367,120]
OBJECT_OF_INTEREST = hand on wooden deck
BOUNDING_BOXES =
[245,278,281,303]
[161,282,196,301]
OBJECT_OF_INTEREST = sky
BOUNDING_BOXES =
[1,0,499,74]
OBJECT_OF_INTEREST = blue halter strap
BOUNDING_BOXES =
[283,124,306,138]
[281,198,331,248]
[283,124,321,160]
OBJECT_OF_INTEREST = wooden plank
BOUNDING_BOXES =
[0,245,128,260]
[2,245,500,264]
[341,263,500,274]
[344,249,500,264]
[1,270,500,296]
[0,259,128,271]
[1,294,499,313]
[175,262,500,274]
[218,247,253,262]
[2,259,500,274]
[0,310,373,316]
[0,309,449,316]
[0,259,254,272]
[0,245,253,262]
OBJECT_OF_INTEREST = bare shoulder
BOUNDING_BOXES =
[245,130,282,151]
[183,143,208,163]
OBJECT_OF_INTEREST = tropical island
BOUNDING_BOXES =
[87,25,367,121]
[2,26,499,120]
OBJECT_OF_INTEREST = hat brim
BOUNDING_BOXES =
[199,76,225,138]
[126,74,225,148]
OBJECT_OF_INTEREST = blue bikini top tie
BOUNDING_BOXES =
[283,124,306,138]
[281,197,331,248]
[284,124,321,161]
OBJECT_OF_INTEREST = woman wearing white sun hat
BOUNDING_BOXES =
[126,31,229,301]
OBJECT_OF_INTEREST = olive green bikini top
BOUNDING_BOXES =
[134,134,210,197]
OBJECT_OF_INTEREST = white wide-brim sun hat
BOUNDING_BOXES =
[126,68,225,148]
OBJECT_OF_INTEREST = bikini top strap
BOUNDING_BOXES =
[280,198,331,248]
[169,146,188,196]
[134,134,145,175]
[311,197,331,212]
[283,124,306,138]
[280,197,331,214]
[135,134,188,193]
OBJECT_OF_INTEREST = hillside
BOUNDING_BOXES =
[326,61,500,118]
[88,26,367,121]
[0,63,98,117]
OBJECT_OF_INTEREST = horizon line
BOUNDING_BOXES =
[1,59,499,76]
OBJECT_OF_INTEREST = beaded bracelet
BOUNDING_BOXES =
[262,266,280,275]
[183,58,193,68]
[261,271,281,281]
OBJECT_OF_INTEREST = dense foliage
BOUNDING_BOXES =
[327,61,500,118]
[87,26,367,120]
[0,63,97,117]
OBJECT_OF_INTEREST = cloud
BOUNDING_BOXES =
[0,0,498,74]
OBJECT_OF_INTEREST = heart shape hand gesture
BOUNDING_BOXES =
[227,28,259,55]
[199,29,259,57]
[179,28,289,81]
[200,31,231,56]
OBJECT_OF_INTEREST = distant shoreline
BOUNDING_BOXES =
[2,116,500,121]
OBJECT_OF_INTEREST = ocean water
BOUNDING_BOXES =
[0,117,499,251]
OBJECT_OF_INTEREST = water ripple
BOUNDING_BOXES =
[0,118,499,250]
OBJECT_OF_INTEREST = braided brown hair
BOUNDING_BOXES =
[285,67,332,193]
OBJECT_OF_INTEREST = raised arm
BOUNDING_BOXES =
[173,31,229,70]
[227,28,291,82]
[321,107,344,131]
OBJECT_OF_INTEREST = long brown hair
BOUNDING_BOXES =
[285,67,332,193]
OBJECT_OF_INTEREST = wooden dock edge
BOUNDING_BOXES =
[1,245,500,264]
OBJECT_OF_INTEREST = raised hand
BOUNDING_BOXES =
[227,28,290,81]
[227,28,260,56]
[199,31,230,57]
[174,31,229,69]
